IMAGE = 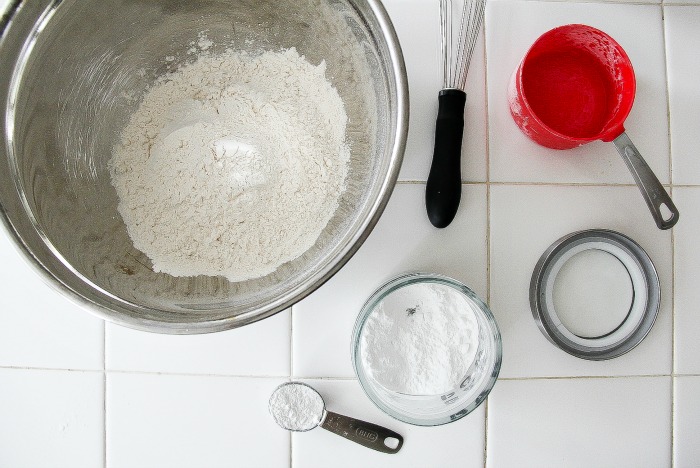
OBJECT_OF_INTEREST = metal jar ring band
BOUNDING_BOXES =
[530,229,661,361]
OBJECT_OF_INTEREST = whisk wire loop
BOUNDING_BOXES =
[440,0,486,91]
[439,0,452,89]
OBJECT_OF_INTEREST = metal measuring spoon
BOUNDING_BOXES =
[268,382,403,454]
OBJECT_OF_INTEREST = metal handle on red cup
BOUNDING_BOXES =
[613,132,679,230]
[320,411,403,454]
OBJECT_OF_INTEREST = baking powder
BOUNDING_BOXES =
[269,383,325,431]
[360,282,480,395]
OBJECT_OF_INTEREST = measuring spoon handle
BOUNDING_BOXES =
[320,411,403,454]
[613,133,679,230]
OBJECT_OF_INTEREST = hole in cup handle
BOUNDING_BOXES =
[660,203,675,223]
[384,437,400,450]
[612,133,680,230]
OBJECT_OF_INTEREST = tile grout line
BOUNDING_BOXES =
[483,400,490,468]
[493,0,666,5]
[3,364,694,384]
[0,365,103,373]
[289,306,294,468]
[482,11,491,468]
[0,365,365,379]
[1,364,692,379]
[104,374,108,468]
[498,374,672,381]
[102,321,107,468]
[660,6,676,465]
[290,307,294,376]
[483,28,492,311]
[662,4,674,189]
[670,186,676,468]
[396,180,692,188]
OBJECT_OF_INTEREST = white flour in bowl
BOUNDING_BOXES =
[109,47,350,282]
[360,282,480,395]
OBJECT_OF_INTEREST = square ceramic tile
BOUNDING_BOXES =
[674,376,700,467]
[384,0,487,183]
[672,188,700,374]
[0,368,104,468]
[486,1,669,184]
[106,309,290,376]
[107,373,288,468]
[0,227,104,370]
[490,185,672,378]
[665,7,700,184]
[293,379,485,468]
[293,184,487,378]
[487,377,671,468]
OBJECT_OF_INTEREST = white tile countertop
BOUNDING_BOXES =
[1,0,699,466]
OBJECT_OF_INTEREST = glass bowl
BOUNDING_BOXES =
[0,0,407,333]
[351,273,502,426]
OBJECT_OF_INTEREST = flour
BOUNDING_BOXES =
[269,383,325,431]
[360,283,480,395]
[109,47,350,281]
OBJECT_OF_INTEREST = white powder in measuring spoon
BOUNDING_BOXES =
[109,47,350,281]
[269,383,325,431]
[360,282,480,395]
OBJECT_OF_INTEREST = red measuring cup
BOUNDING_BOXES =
[508,24,679,230]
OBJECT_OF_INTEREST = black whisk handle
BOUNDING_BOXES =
[426,89,466,229]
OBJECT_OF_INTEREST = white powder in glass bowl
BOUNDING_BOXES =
[359,282,480,396]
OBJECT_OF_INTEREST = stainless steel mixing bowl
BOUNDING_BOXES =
[0,0,408,333]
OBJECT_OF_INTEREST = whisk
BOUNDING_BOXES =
[426,0,486,228]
